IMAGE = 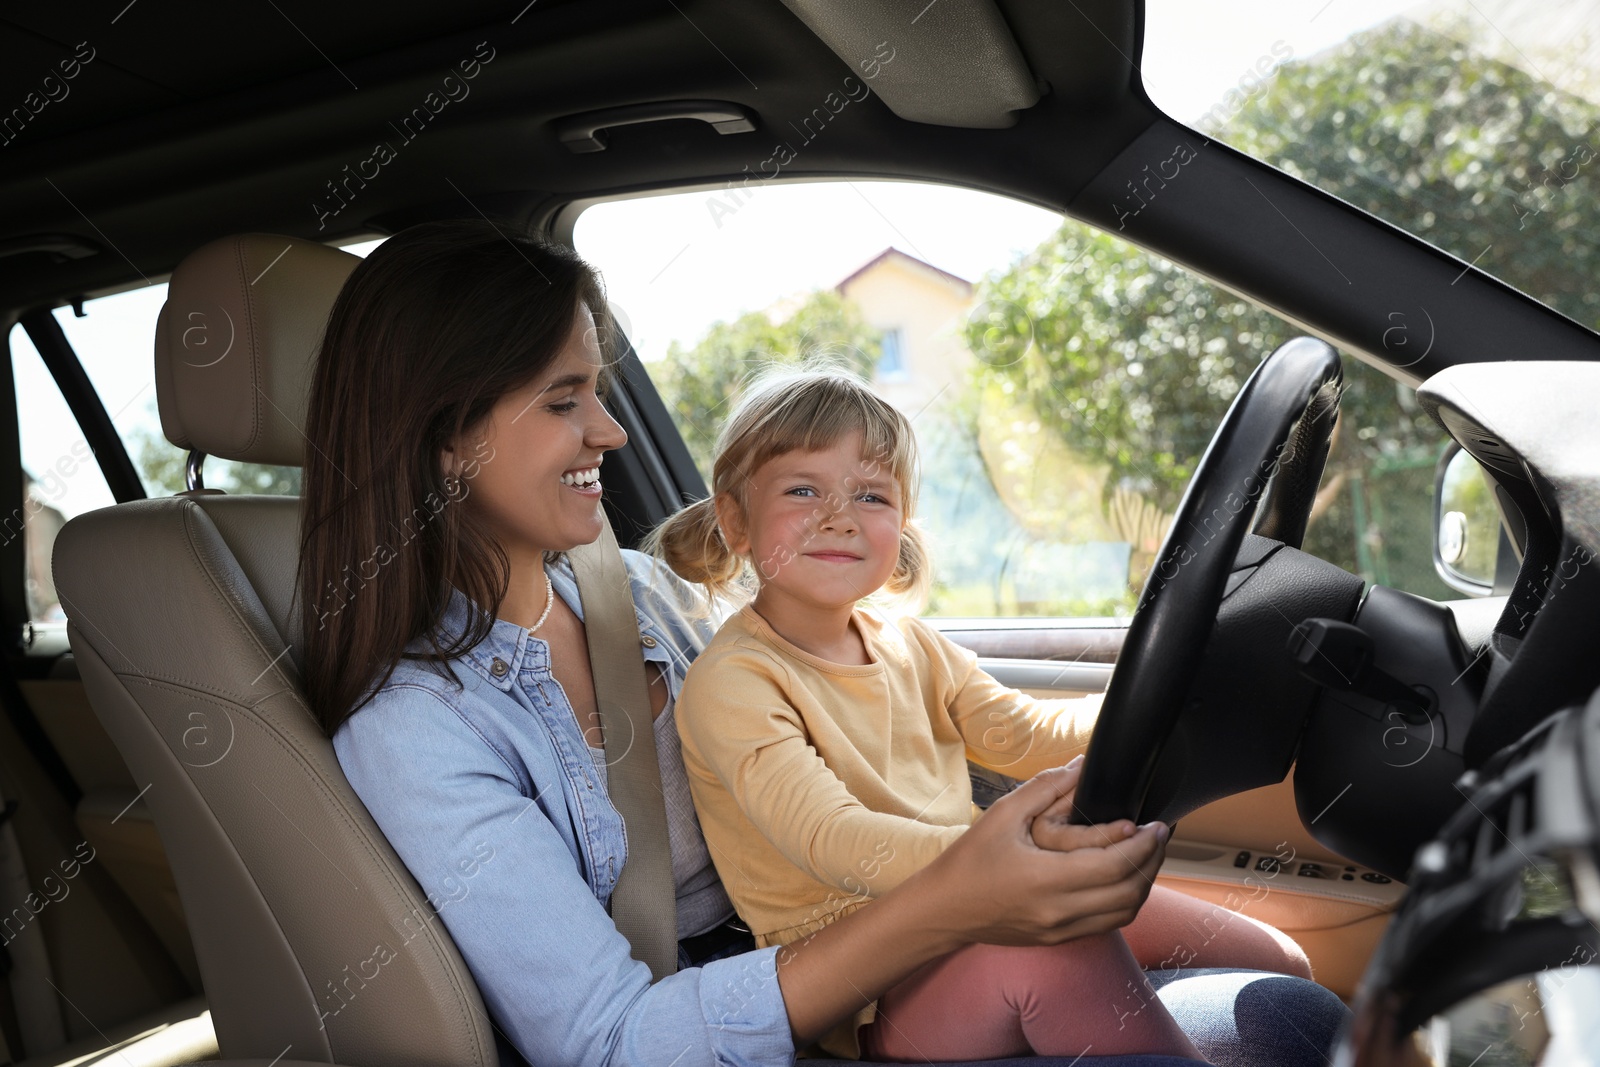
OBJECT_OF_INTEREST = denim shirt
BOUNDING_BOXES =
[332,550,795,1067]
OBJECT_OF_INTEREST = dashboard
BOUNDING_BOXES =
[1291,362,1600,880]
[1417,362,1600,764]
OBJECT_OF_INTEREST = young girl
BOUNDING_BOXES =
[652,364,1311,1062]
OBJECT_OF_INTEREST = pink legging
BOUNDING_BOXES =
[858,885,1310,1062]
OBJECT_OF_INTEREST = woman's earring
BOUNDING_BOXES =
[443,472,462,497]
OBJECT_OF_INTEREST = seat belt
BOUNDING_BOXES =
[568,523,679,981]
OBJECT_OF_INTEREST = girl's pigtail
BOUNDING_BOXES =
[884,518,932,611]
[644,496,745,602]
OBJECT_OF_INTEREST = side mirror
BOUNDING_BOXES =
[1433,444,1513,596]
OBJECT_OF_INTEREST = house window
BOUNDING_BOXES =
[877,327,907,380]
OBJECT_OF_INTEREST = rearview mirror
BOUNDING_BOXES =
[1433,444,1505,595]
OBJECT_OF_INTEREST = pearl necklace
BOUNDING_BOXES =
[528,570,554,635]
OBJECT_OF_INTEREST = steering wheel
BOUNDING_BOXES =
[1071,337,1346,825]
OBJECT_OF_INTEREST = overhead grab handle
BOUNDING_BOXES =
[554,100,757,154]
[0,233,102,262]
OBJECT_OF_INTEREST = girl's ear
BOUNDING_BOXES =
[712,491,750,556]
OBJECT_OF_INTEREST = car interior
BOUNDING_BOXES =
[1,1,1597,1065]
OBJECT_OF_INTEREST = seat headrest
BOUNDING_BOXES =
[155,234,361,468]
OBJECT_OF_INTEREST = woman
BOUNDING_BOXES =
[298,218,1348,1066]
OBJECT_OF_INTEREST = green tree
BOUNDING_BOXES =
[1227,17,1600,332]
[134,424,189,496]
[965,227,1271,516]
[964,226,1447,579]
[653,289,881,475]
[129,396,301,497]
[962,19,1600,597]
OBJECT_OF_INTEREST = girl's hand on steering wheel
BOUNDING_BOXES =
[913,760,1170,949]
[1029,755,1158,856]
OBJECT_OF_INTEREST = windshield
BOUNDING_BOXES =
[1142,0,1600,335]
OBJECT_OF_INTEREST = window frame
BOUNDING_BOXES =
[18,309,146,505]
[5,304,155,655]
[875,326,908,382]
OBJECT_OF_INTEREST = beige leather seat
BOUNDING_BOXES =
[52,235,497,1067]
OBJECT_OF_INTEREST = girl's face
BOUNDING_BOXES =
[718,429,905,613]
[443,302,627,556]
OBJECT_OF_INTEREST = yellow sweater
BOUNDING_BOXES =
[675,603,1101,1058]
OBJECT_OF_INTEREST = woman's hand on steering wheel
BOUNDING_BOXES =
[1030,757,1152,856]
[913,761,1169,949]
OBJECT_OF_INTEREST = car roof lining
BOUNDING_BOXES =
[776,0,1043,128]
[0,0,1594,382]
[0,0,1146,301]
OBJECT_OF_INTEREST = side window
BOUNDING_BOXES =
[575,181,1453,618]
[54,286,303,497]
[8,235,387,625]
[43,234,389,500]
[8,326,114,623]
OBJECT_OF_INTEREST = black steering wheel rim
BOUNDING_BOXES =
[1072,337,1345,825]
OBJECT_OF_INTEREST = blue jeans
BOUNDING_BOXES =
[1145,967,1349,1066]
[730,949,1349,1066]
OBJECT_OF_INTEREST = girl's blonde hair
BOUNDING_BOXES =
[647,361,931,611]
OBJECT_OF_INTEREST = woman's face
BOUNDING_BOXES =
[443,302,627,556]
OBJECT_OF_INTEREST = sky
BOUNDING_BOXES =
[571,181,1063,364]
[11,0,1483,523]
[1141,0,1424,120]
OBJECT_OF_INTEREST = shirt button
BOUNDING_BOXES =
[490,657,508,676]
[640,635,657,649]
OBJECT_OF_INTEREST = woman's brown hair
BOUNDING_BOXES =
[295,217,610,735]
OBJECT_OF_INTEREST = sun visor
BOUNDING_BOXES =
[779,0,1042,128]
